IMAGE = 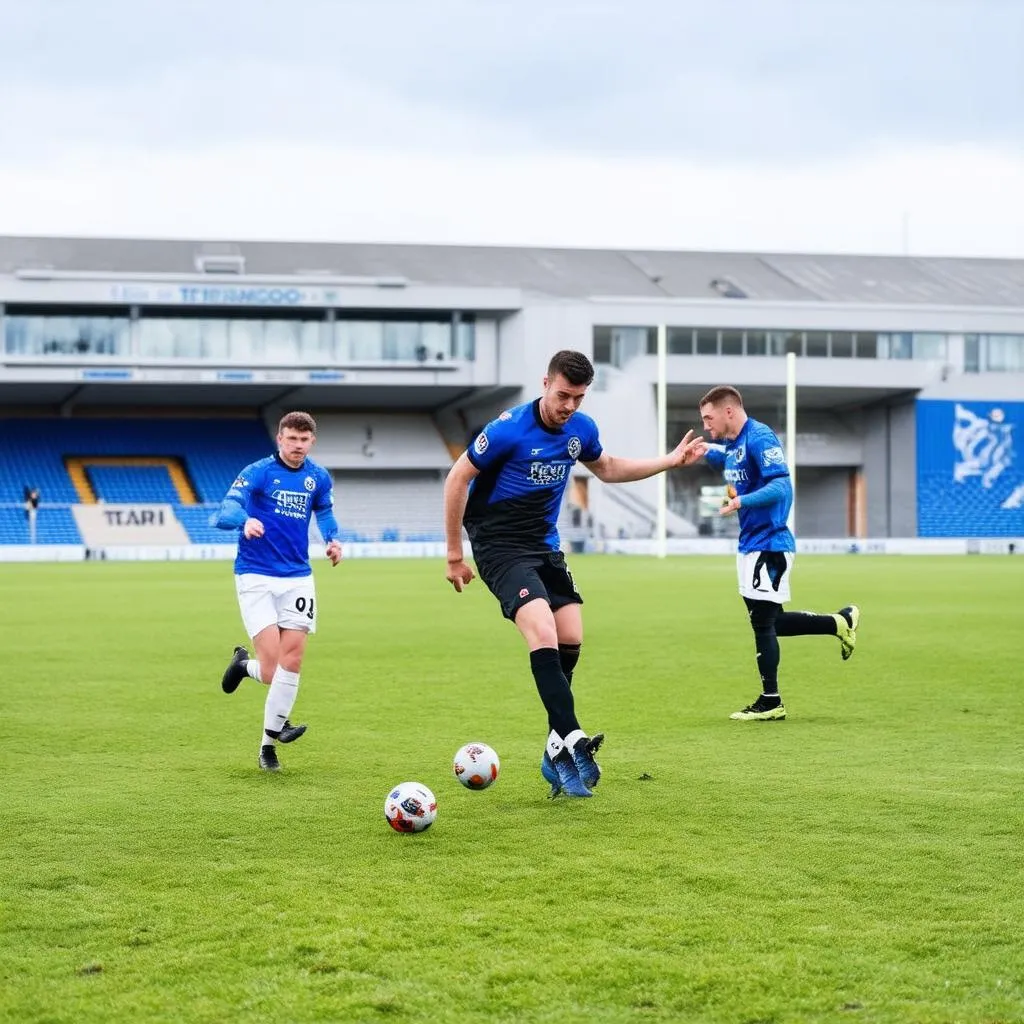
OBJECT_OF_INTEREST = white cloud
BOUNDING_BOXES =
[0,139,1020,257]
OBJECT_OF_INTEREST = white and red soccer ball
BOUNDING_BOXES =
[384,782,438,833]
[453,742,501,790]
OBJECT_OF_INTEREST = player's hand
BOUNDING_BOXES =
[719,495,742,516]
[446,558,475,593]
[670,430,707,467]
[243,517,265,539]
[325,539,343,566]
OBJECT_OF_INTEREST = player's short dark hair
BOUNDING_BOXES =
[547,350,595,387]
[278,411,317,435]
[698,385,744,409]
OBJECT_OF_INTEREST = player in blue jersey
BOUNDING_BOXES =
[699,385,860,721]
[213,411,342,771]
[444,350,706,798]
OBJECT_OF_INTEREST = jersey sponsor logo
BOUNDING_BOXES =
[531,447,543,455]
[761,446,785,467]
[567,436,581,459]
[271,489,311,519]
[474,432,489,455]
[529,462,569,485]
[724,468,748,484]
[304,475,316,492]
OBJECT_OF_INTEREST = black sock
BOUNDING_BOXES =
[745,599,781,696]
[776,611,838,637]
[530,647,579,738]
[558,643,581,687]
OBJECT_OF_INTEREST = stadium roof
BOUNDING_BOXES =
[1,235,1023,306]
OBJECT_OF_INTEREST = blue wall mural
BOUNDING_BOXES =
[917,399,1024,537]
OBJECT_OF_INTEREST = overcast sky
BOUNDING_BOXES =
[0,0,1021,256]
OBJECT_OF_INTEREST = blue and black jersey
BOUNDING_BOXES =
[465,399,602,560]
[214,454,338,577]
[704,417,795,553]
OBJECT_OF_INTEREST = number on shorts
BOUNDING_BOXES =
[295,596,315,620]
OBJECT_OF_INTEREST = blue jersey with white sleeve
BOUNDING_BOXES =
[214,454,338,578]
[464,399,603,559]
[704,417,795,553]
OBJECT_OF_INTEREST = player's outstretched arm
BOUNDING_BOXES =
[212,497,247,530]
[584,430,706,483]
[443,452,478,592]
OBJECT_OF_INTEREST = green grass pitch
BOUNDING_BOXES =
[2,555,1023,1023]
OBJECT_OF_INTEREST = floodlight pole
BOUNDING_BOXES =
[786,351,797,532]
[656,323,668,558]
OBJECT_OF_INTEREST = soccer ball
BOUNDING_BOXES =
[453,742,500,790]
[384,782,437,834]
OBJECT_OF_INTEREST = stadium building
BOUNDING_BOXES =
[1,234,1022,555]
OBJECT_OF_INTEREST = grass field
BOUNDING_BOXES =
[2,554,1023,1024]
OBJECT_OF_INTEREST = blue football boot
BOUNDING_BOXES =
[570,733,604,789]
[550,749,592,798]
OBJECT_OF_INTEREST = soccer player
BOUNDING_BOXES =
[699,385,860,721]
[213,411,342,771]
[444,350,706,798]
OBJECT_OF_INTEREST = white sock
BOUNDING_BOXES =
[245,660,262,682]
[563,728,586,752]
[262,667,300,746]
[545,730,565,759]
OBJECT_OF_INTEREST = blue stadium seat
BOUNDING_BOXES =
[88,465,180,504]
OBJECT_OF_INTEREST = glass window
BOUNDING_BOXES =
[299,320,332,361]
[830,331,854,358]
[885,332,912,359]
[745,330,767,356]
[720,329,743,356]
[139,318,204,358]
[855,332,878,358]
[420,322,451,361]
[765,331,789,355]
[202,320,230,359]
[383,321,420,360]
[593,326,613,364]
[341,321,384,361]
[912,333,947,361]
[986,334,1024,372]
[667,327,694,355]
[695,329,718,355]
[805,331,829,357]
[610,327,648,365]
[264,320,301,361]
[230,319,264,359]
[964,335,980,373]
[455,319,475,360]
[5,315,130,356]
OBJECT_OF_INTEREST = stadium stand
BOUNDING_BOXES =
[0,416,457,545]
[0,417,272,544]
[87,465,181,504]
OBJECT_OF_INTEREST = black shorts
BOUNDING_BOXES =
[475,550,584,621]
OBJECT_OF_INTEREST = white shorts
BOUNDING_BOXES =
[736,551,794,604]
[235,573,318,638]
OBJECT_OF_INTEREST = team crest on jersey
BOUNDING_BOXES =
[303,475,316,491]
[733,445,745,463]
[762,446,785,467]
[474,432,489,455]
[567,437,581,459]
[499,411,512,421]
